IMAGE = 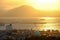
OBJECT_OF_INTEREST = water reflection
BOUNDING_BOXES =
[34,17,60,31]
[0,17,60,31]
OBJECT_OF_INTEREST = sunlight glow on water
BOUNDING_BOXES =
[34,17,60,31]
[0,17,60,30]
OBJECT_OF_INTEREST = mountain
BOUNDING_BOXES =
[4,5,60,17]
[0,9,6,17]
[5,5,41,17]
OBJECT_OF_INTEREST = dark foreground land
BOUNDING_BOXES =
[26,36,60,40]
[0,30,60,40]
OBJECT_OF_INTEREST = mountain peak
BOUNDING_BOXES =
[5,5,39,17]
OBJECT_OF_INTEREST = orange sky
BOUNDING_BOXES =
[26,0,60,11]
[1,0,60,11]
[0,0,60,17]
[1,0,25,10]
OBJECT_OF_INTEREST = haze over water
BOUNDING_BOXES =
[0,17,60,31]
[34,17,60,31]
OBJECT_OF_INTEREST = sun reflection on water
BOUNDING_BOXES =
[34,17,60,31]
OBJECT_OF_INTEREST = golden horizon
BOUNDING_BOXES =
[2,0,60,11]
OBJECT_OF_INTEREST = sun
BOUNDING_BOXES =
[26,0,59,11]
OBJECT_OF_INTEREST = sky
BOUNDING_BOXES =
[1,0,60,11]
[0,0,60,17]
[1,0,26,10]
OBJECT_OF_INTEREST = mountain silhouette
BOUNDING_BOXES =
[0,10,6,17]
[4,5,60,17]
[5,5,41,17]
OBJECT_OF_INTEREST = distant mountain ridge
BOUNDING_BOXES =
[0,5,59,17]
[4,5,40,17]
[0,10,6,17]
